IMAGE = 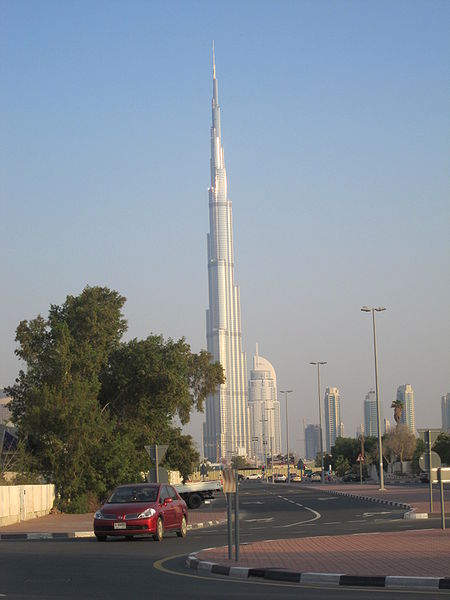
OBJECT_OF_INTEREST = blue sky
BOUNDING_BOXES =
[2,0,449,454]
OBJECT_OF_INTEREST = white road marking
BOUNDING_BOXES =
[276,496,321,528]
[317,497,339,501]
[242,501,264,505]
[361,511,392,517]
[243,517,274,523]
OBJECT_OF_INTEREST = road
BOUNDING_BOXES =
[0,482,447,600]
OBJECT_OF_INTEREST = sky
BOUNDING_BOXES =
[1,0,449,456]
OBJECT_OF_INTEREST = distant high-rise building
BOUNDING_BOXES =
[364,390,378,437]
[384,419,391,434]
[203,47,250,461]
[397,384,416,434]
[0,389,12,425]
[305,424,320,461]
[442,393,450,433]
[324,387,342,452]
[248,345,281,464]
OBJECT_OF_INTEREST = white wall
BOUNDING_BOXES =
[0,484,55,526]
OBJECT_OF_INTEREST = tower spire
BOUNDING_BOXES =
[212,40,216,79]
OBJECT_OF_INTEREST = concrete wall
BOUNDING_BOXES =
[0,484,55,526]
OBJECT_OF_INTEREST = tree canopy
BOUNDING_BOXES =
[6,286,224,511]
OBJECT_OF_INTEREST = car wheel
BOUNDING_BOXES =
[176,516,187,538]
[153,518,164,542]
[187,493,202,509]
[95,534,107,542]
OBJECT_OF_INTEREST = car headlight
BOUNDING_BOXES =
[137,507,156,519]
[94,510,104,519]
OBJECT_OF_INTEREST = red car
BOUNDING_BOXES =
[93,483,188,542]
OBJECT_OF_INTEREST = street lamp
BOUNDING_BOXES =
[265,407,275,485]
[280,390,293,484]
[309,362,327,484]
[361,306,386,491]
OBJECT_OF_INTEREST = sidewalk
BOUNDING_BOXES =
[315,481,450,517]
[0,507,226,539]
[187,483,450,590]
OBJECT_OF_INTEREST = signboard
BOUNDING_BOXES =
[419,451,442,471]
[417,429,442,446]
[438,468,450,483]
[223,468,236,493]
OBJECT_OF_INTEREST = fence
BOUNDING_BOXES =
[0,484,55,526]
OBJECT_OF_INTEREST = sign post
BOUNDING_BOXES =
[145,445,169,483]
[438,468,450,530]
[419,442,441,514]
[222,469,236,560]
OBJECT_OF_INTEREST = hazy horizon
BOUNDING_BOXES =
[2,0,449,456]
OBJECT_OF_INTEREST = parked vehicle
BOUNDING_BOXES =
[173,480,222,509]
[419,471,429,483]
[310,473,322,481]
[289,473,302,482]
[341,473,363,482]
[273,474,287,483]
[93,483,187,542]
[246,473,262,480]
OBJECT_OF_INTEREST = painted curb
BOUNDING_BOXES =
[0,518,226,541]
[186,553,450,590]
[319,488,421,519]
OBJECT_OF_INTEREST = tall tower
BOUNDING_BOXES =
[203,46,250,461]
[442,393,450,433]
[324,387,342,453]
[364,389,379,437]
[397,384,416,434]
[248,344,281,464]
[305,424,320,461]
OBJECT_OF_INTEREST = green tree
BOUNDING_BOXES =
[98,335,224,477]
[7,287,128,510]
[7,287,224,511]
[433,433,450,465]
[231,455,250,469]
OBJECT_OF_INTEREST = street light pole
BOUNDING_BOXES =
[265,407,275,485]
[310,362,327,484]
[361,306,386,491]
[280,390,293,484]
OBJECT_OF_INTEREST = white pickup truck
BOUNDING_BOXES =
[173,480,222,509]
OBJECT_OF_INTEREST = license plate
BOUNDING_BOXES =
[114,522,126,530]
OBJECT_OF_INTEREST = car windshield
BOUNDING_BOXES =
[107,486,158,504]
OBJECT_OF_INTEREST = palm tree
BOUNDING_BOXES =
[391,400,404,425]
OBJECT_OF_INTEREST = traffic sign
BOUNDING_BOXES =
[417,429,441,446]
[419,451,441,471]
[223,468,236,493]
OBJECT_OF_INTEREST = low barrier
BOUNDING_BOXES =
[0,484,55,526]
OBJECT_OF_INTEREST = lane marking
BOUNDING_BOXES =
[276,495,321,528]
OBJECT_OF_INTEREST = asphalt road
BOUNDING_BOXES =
[0,482,447,600]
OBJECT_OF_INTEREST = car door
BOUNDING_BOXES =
[159,486,176,529]
[167,485,183,526]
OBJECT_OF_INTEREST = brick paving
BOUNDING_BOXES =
[196,529,450,577]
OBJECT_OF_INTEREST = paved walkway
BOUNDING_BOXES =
[195,529,450,578]
[0,508,226,536]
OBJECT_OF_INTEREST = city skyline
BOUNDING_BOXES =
[2,2,449,454]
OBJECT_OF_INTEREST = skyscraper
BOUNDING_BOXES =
[305,424,320,461]
[442,393,450,432]
[324,387,342,452]
[248,344,281,464]
[203,47,250,461]
[397,384,416,434]
[364,389,378,437]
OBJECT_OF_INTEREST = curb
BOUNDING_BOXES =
[186,554,450,590]
[0,519,226,541]
[320,488,422,519]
